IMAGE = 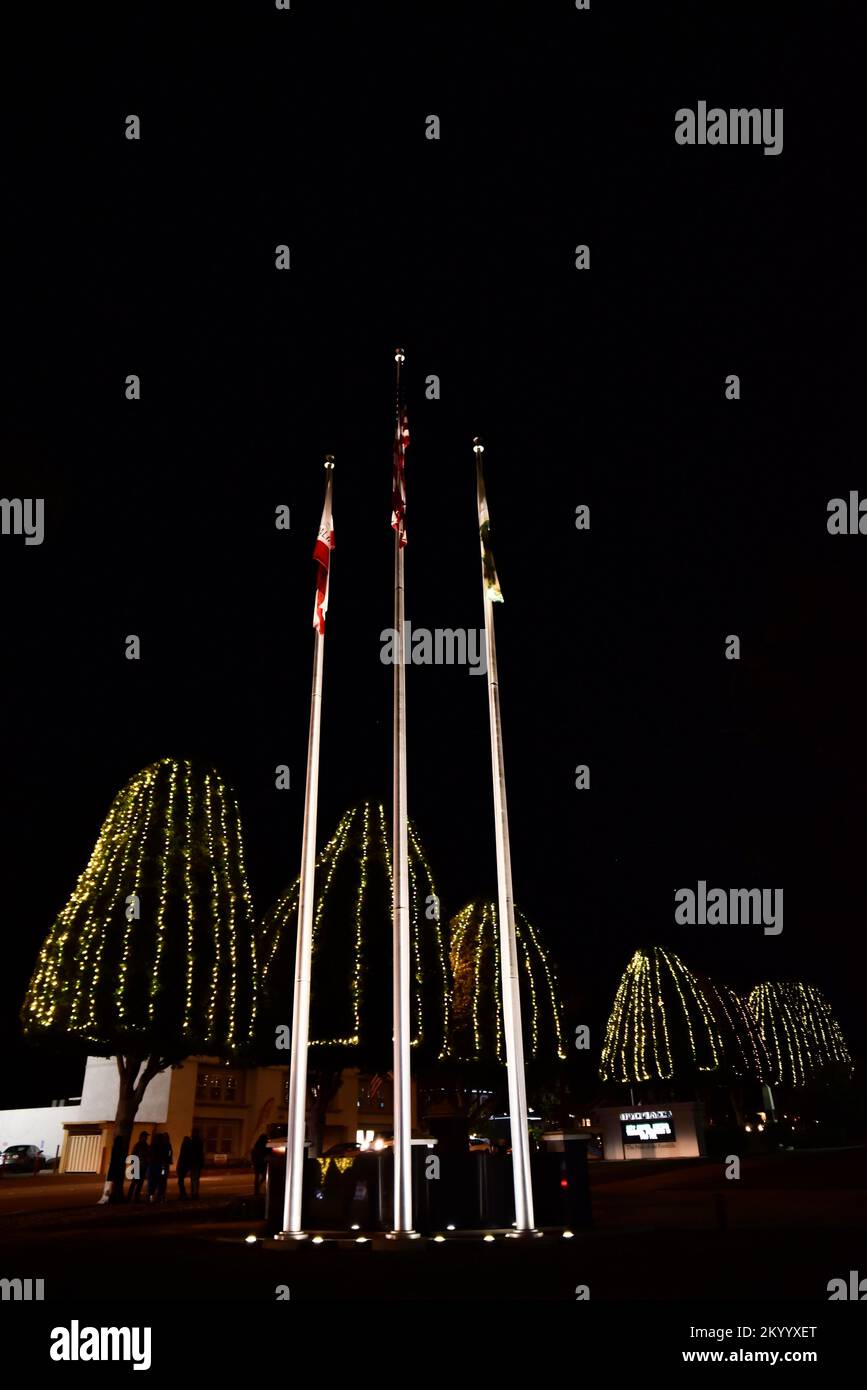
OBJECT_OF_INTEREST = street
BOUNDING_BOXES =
[0,1147,863,1302]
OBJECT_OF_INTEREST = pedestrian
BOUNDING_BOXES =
[177,1135,192,1200]
[251,1131,268,1196]
[127,1130,150,1202]
[147,1131,172,1203]
[146,1132,163,1202]
[189,1127,204,1199]
[157,1131,173,1201]
[98,1134,128,1205]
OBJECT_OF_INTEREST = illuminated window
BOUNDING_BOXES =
[195,1066,245,1105]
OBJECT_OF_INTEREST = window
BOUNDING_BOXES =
[195,1119,241,1161]
[195,1066,245,1106]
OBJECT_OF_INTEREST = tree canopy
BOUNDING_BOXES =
[258,801,449,1070]
[448,899,566,1065]
[21,756,258,1062]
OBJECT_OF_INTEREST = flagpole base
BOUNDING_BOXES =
[273,1230,310,1242]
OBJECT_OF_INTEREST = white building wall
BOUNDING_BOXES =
[77,1056,171,1124]
[0,1103,81,1161]
[0,1057,172,1160]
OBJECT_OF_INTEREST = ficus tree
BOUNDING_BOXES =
[257,800,449,1151]
[21,756,258,1192]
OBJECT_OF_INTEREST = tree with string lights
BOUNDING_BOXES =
[444,898,568,1139]
[258,800,450,1149]
[448,899,567,1066]
[747,981,852,1088]
[21,756,258,1191]
[599,946,769,1088]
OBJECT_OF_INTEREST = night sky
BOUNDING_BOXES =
[3,1,863,1108]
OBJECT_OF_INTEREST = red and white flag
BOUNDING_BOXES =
[391,405,409,546]
[313,471,335,634]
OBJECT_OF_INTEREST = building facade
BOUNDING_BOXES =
[0,1058,415,1176]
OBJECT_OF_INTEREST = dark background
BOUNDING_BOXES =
[2,1,863,1106]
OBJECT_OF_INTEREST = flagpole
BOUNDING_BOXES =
[278,456,334,1240]
[474,437,536,1233]
[391,347,415,1235]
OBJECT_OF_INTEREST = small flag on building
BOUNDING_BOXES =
[313,463,335,634]
[391,405,409,546]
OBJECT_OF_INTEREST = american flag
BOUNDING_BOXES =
[391,406,409,546]
[368,1071,393,1101]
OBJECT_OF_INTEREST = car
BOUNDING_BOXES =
[264,1123,288,1157]
[1,1144,43,1174]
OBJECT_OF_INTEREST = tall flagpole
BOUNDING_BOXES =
[391,347,414,1235]
[474,437,536,1233]
[279,457,335,1240]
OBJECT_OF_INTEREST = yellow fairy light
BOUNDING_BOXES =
[182,760,196,1033]
[22,757,257,1056]
[216,773,239,1047]
[260,802,448,1052]
[747,981,851,1088]
[601,946,781,1085]
[149,759,177,1020]
[204,772,221,1039]
[116,768,156,1020]
[447,899,565,1063]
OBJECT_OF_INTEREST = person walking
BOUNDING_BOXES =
[177,1135,192,1200]
[188,1127,204,1199]
[127,1131,150,1202]
[157,1131,172,1202]
[148,1131,172,1202]
[98,1134,127,1205]
[251,1131,268,1197]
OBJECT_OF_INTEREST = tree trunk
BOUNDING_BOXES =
[728,1085,745,1130]
[110,1054,168,1202]
[310,1068,343,1156]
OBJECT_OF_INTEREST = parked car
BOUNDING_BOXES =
[265,1123,288,1157]
[469,1138,495,1153]
[1,1144,43,1173]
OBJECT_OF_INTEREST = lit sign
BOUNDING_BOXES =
[620,1109,676,1145]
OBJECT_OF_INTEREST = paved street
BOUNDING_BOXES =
[0,1167,255,1215]
[0,1147,863,1302]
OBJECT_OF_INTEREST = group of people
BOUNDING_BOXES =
[100,1128,273,1205]
[101,1128,205,1203]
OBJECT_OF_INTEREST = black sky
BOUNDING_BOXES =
[3,1,864,1106]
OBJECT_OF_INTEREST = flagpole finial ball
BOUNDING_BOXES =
[324,455,335,470]
[472,437,484,454]
[394,348,405,364]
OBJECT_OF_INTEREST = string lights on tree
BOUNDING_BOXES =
[20,756,259,1177]
[259,802,449,1065]
[747,981,852,1088]
[599,946,770,1085]
[23,756,258,1052]
[448,900,566,1064]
